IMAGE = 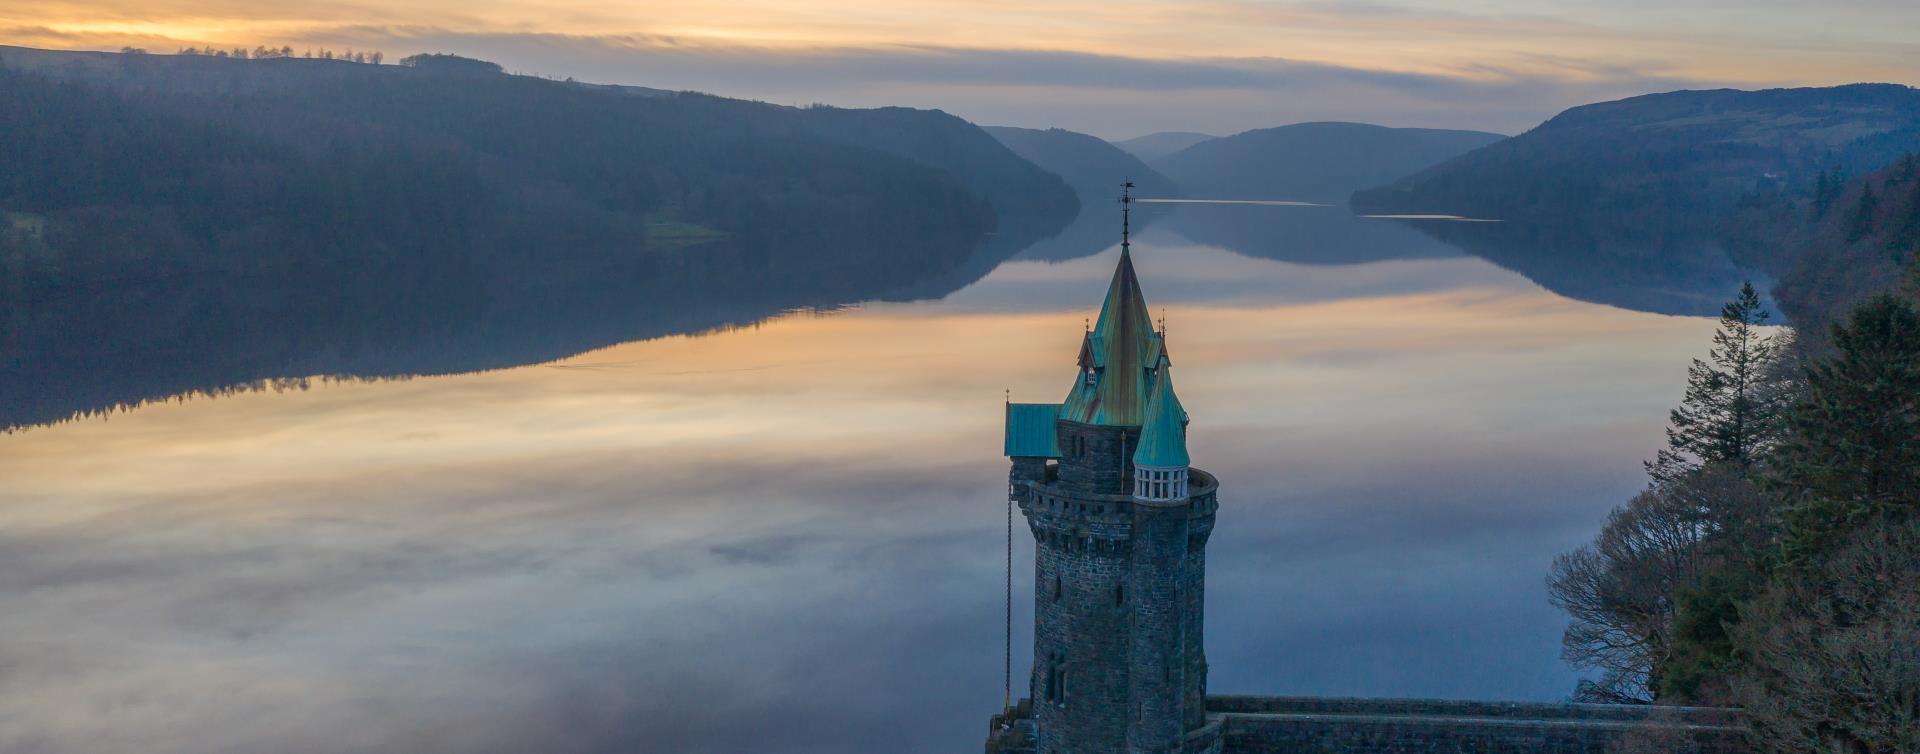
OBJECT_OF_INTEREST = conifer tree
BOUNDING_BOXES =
[1773,294,1920,566]
[1651,282,1785,481]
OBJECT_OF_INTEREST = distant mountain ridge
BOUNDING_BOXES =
[0,44,1076,239]
[984,126,1181,200]
[1112,131,1218,162]
[1352,84,1920,234]
[1153,122,1504,203]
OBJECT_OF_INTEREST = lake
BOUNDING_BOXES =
[0,205,1732,753]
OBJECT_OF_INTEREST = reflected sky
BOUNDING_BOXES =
[0,230,1718,753]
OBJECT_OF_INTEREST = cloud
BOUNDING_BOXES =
[252,27,1705,135]
[8,0,1916,135]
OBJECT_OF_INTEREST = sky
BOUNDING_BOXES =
[3,1,1917,140]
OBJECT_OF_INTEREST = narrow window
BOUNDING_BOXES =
[1115,584,1125,606]
[1053,575,1063,603]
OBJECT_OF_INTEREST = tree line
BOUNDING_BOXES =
[172,46,386,64]
[1547,253,1920,753]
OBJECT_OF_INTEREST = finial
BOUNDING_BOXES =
[1119,179,1134,253]
[1084,317,1091,332]
[1004,387,1010,404]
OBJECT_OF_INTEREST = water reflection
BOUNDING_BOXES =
[3,203,1763,433]
[1398,219,1765,317]
[0,216,1726,752]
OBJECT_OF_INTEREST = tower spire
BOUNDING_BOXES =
[1120,179,1135,254]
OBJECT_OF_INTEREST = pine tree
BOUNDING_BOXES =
[1774,294,1920,567]
[1848,183,1881,243]
[1651,282,1786,480]
[1813,167,1842,220]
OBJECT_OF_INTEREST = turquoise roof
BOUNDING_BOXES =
[1061,248,1161,426]
[1004,402,1063,458]
[1132,366,1189,467]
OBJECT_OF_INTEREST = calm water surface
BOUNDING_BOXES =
[0,209,1721,753]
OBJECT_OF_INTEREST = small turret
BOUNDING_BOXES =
[1132,361,1189,502]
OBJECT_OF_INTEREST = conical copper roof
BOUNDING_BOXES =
[1061,248,1162,426]
[1132,364,1188,467]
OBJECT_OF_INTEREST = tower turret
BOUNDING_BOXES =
[1132,362,1189,502]
[993,182,1221,754]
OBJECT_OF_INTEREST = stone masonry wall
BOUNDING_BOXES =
[1031,527,1132,754]
[1054,421,1137,495]
[1208,696,1749,754]
[1128,501,1190,752]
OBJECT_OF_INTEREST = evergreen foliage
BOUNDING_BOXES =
[1651,282,1787,480]
[1552,283,1788,704]
[1772,294,1920,567]
[1556,278,1920,728]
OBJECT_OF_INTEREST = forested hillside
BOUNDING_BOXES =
[0,48,1075,429]
[1763,155,1920,341]
[0,61,989,281]
[1353,84,1920,237]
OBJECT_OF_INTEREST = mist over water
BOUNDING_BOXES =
[0,207,1724,753]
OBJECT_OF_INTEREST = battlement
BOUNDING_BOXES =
[1017,468,1218,518]
[1016,468,1218,558]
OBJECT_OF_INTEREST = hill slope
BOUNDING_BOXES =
[0,48,1059,429]
[984,126,1181,201]
[0,45,1075,238]
[1351,84,1920,235]
[1771,154,1920,336]
[1112,131,1217,162]
[1155,122,1504,203]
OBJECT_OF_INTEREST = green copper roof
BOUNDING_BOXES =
[1132,365,1189,467]
[1060,248,1162,426]
[1004,402,1063,458]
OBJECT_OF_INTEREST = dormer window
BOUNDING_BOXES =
[1083,367,1097,387]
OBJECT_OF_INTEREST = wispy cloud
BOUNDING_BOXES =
[247,28,1707,135]
[3,0,1915,134]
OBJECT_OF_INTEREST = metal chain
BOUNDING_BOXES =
[1004,489,1014,719]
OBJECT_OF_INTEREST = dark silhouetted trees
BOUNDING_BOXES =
[1653,282,1788,480]
[1733,518,1920,754]
[1554,272,1920,736]
[1773,294,1920,567]
[1549,282,1789,704]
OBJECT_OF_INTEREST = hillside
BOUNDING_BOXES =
[1154,122,1503,204]
[0,48,1068,429]
[984,126,1181,201]
[1112,131,1217,162]
[1771,155,1920,337]
[1351,84,1920,236]
[0,45,1074,237]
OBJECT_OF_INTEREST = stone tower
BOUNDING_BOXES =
[997,206,1221,754]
